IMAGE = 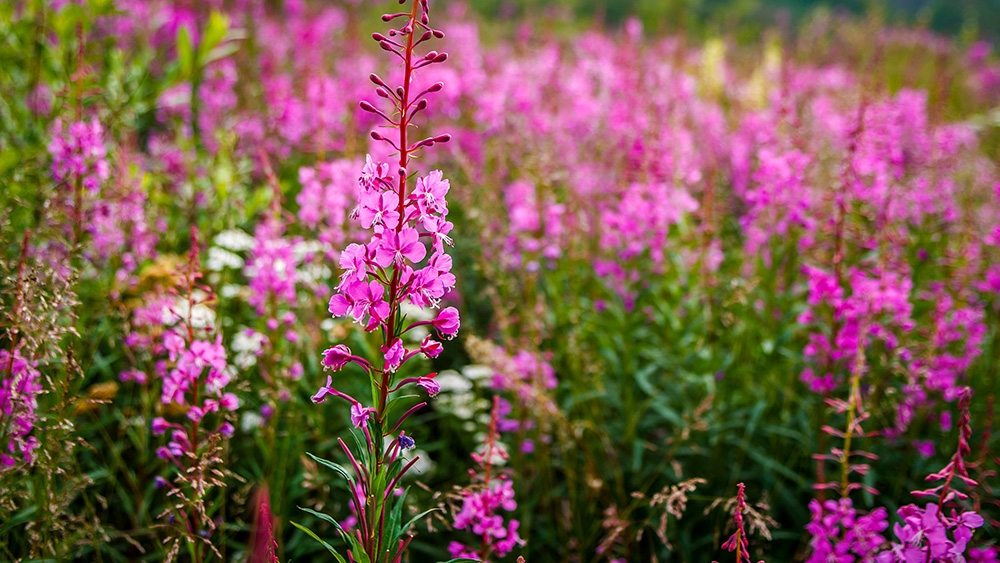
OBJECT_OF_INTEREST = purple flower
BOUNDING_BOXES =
[417,377,440,397]
[351,403,375,428]
[338,243,369,287]
[152,417,170,435]
[399,433,415,449]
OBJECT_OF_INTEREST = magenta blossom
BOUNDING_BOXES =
[374,226,427,268]
[323,344,355,371]
[350,403,375,428]
[433,307,461,339]
[420,335,443,358]
[417,377,441,397]
[383,339,405,373]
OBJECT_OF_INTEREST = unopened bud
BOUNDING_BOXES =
[371,131,386,141]
[376,87,390,99]
[433,134,452,143]
[379,40,395,53]
[359,101,378,113]
[433,53,448,63]
[433,30,445,39]
[372,32,389,42]
[428,82,444,92]
[398,167,407,177]
[424,50,438,60]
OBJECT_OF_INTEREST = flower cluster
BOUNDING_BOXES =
[805,497,890,563]
[322,155,458,376]
[154,330,238,451]
[150,237,238,458]
[48,118,109,193]
[877,503,983,563]
[449,396,524,560]
[0,349,41,468]
[879,388,987,562]
[715,483,763,563]
[296,159,359,249]
[245,218,301,319]
[501,179,565,271]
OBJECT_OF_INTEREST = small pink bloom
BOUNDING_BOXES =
[351,403,375,428]
[417,376,440,397]
[218,422,235,436]
[220,392,240,411]
[433,307,460,339]
[312,376,334,403]
[374,227,426,268]
[152,417,170,435]
[420,335,443,358]
[358,189,400,231]
[383,339,405,372]
[323,344,354,371]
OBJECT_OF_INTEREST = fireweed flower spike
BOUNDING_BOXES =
[298,1,460,562]
[714,483,764,563]
[877,388,987,562]
[449,396,525,561]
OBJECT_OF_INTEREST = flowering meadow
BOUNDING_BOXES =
[2,0,1000,561]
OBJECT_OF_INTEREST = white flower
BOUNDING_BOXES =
[400,302,436,322]
[214,229,256,251]
[232,329,266,369]
[436,370,472,393]
[206,247,245,271]
[462,365,494,381]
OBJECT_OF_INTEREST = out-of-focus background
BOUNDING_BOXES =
[450,0,997,41]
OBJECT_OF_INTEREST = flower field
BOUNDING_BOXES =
[1,0,1000,561]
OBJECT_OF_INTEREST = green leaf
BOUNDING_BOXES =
[299,506,344,530]
[0,506,37,534]
[305,452,354,483]
[397,507,440,543]
[176,25,194,79]
[290,521,347,563]
[199,12,230,60]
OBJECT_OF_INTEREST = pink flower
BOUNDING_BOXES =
[312,376,335,404]
[338,243,369,286]
[422,214,454,253]
[420,335,443,358]
[152,417,170,435]
[433,307,461,339]
[383,339,405,373]
[374,227,426,268]
[219,392,240,411]
[358,189,400,231]
[323,344,354,371]
[412,170,450,217]
[351,403,375,428]
[417,377,440,397]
